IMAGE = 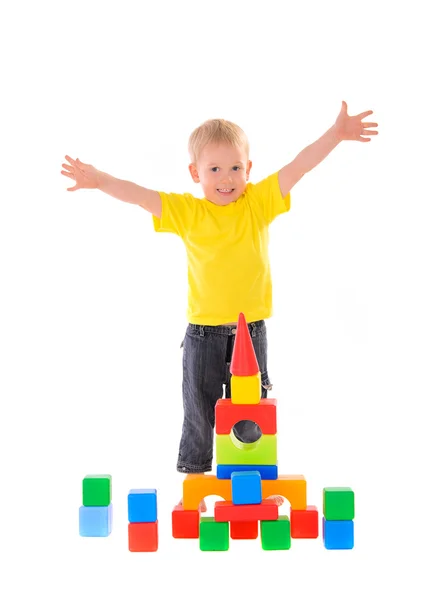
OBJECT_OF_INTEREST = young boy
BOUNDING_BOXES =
[61,101,378,476]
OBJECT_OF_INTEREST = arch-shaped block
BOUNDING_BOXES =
[215,398,277,434]
[182,474,232,510]
[262,475,307,510]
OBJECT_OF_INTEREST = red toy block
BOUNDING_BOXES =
[128,521,158,552]
[230,521,258,539]
[230,313,259,376]
[290,505,319,538]
[215,499,278,522]
[215,398,277,434]
[172,503,200,539]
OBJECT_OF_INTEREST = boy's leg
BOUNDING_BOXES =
[225,320,273,443]
[177,325,227,474]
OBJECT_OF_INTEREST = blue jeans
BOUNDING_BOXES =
[177,320,273,473]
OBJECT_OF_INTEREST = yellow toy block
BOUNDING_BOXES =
[262,475,307,510]
[182,474,232,510]
[215,433,277,465]
[231,373,261,405]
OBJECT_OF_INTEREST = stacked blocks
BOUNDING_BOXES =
[79,474,113,537]
[128,489,158,552]
[322,487,355,549]
[172,313,314,551]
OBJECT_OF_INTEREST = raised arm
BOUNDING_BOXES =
[61,156,162,218]
[278,101,378,196]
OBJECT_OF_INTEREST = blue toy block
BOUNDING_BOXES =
[79,503,113,537]
[232,471,262,505]
[322,517,354,550]
[217,464,278,480]
[128,489,157,523]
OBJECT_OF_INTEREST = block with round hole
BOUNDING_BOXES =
[215,432,277,465]
[215,398,277,435]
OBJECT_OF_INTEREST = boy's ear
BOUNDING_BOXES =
[246,159,252,181]
[189,163,200,183]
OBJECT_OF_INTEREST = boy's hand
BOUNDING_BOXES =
[61,155,100,191]
[334,101,379,142]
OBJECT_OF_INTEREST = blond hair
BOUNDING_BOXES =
[188,118,249,164]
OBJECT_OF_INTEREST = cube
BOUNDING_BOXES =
[199,517,229,551]
[172,504,200,539]
[128,488,157,523]
[260,515,291,550]
[290,505,319,538]
[128,521,158,552]
[232,471,262,505]
[322,518,354,550]
[82,474,112,506]
[231,373,261,404]
[230,520,258,539]
[79,503,112,537]
[323,487,354,520]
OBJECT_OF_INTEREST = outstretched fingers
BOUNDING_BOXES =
[357,109,374,119]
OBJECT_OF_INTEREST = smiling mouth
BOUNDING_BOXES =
[217,189,234,193]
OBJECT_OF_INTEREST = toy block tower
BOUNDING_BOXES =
[172,313,318,550]
[79,474,113,537]
[128,488,158,552]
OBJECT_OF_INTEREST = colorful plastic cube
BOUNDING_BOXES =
[79,504,113,537]
[232,470,262,505]
[323,487,354,520]
[260,516,291,550]
[128,488,157,523]
[82,474,112,506]
[199,517,229,551]
[322,517,354,549]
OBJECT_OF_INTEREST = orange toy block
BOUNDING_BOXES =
[215,398,277,434]
[128,521,158,552]
[215,499,279,522]
[262,475,307,510]
[182,474,232,510]
[231,521,258,539]
[290,505,319,538]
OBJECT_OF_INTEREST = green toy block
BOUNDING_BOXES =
[260,516,291,550]
[215,433,277,465]
[83,474,112,506]
[323,487,355,520]
[199,517,229,551]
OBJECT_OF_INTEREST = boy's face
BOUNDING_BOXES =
[189,143,252,206]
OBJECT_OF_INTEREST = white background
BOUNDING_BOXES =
[1,0,430,597]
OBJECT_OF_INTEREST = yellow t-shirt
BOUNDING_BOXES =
[153,171,290,325]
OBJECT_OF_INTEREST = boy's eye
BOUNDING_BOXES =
[211,166,240,172]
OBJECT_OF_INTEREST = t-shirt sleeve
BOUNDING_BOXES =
[250,171,291,224]
[152,191,196,237]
